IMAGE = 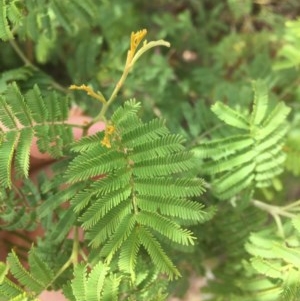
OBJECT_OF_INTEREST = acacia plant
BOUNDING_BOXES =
[0,24,214,299]
[1,1,300,301]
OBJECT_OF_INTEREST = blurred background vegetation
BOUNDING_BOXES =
[1,0,299,125]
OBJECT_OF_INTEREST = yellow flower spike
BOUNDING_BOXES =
[101,124,115,148]
[101,136,111,148]
[70,30,170,128]
[106,125,115,135]
[69,84,106,104]
[128,29,147,63]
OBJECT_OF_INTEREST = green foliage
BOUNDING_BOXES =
[0,0,15,41]
[64,262,121,301]
[0,82,72,187]
[274,18,300,70]
[195,80,291,200]
[66,99,208,280]
[0,179,41,231]
[209,217,300,301]
[0,249,55,300]
[1,1,300,300]
[284,116,300,176]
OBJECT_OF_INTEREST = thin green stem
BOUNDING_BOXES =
[71,227,79,264]
[9,38,69,94]
[132,197,139,214]
[9,39,37,68]
[283,199,300,210]
[45,227,80,289]
[49,80,70,94]
[189,124,223,147]
[79,249,88,262]
[49,257,73,284]
[252,199,296,218]
[131,40,170,66]
[92,38,170,123]
[273,213,285,237]
[252,199,299,237]
[95,65,130,121]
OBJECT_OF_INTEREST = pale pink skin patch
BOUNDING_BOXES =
[30,114,105,167]
[39,290,67,301]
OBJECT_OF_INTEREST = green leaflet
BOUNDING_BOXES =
[85,200,132,247]
[213,167,255,199]
[202,149,256,175]
[284,126,300,176]
[292,215,300,234]
[67,99,209,279]
[85,262,110,301]
[28,249,54,286]
[194,134,253,160]
[274,18,300,70]
[137,195,206,221]
[100,214,137,262]
[25,85,48,123]
[1,248,69,300]
[0,67,33,93]
[0,0,13,40]
[137,227,180,279]
[70,264,86,301]
[246,231,300,268]
[15,128,34,178]
[0,279,24,300]
[251,80,268,125]
[70,132,105,153]
[67,262,120,301]
[100,275,121,301]
[80,185,132,229]
[130,134,185,162]
[250,257,282,279]
[241,227,300,301]
[118,228,140,281]
[196,80,291,200]
[136,211,195,246]
[0,262,8,284]
[7,250,51,294]
[0,131,18,188]
[211,101,249,130]
[66,149,127,183]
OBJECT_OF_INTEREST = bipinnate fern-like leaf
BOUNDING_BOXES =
[66,99,208,280]
[0,249,55,300]
[7,250,53,293]
[65,262,120,301]
[244,226,300,301]
[0,83,73,188]
[195,80,291,200]
[209,216,300,301]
